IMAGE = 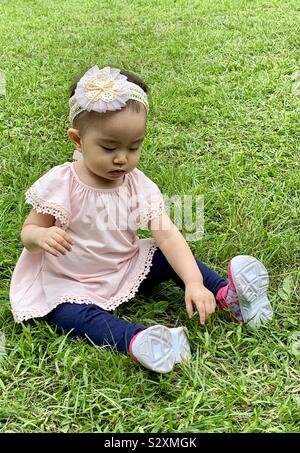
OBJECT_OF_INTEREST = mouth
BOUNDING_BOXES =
[109,170,126,177]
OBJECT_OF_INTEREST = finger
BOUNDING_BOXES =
[55,233,71,248]
[53,234,72,253]
[63,232,75,246]
[195,301,206,325]
[61,231,75,245]
[43,243,62,257]
[205,309,213,322]
[211,296,216,310]
[185,298,193,320]
[206,299,217,321]
[204,306,211,321]
[48,238,68,255]
[53,228,75,246]
[206,298,216,316]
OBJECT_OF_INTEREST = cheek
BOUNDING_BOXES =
[87,151,108,166]
[133,149,142,158]
[130,153,139,163]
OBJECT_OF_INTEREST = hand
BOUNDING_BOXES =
[36,226,75,257]
[185,282,216,326]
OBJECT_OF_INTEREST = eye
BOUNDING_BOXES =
[101,146,116,151]
[129,148,139,151]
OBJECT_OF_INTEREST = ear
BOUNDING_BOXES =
[67,128,81,150]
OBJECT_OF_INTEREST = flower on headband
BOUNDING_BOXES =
[74,65,131,113]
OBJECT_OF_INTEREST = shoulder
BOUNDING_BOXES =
[128,167,161,192]
[30,162,72,186]
[26,161,73,202]
[25,162,73,229]
[39,161,72,178]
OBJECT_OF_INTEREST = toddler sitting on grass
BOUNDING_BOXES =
[9,65,273,373]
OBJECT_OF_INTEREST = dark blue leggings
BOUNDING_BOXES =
[44,248,228,354]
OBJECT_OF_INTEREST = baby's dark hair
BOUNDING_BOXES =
[69,67,149,136]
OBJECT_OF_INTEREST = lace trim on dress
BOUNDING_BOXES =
[105,243,157,310]
[11,299,96,323]
[25,187,71,230]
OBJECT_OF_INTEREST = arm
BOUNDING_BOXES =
[21,209,56,253]
[21,209,74,256]
[148,213,203,285]
[148,213,216,324]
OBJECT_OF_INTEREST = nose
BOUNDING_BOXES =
[113,151,127,165]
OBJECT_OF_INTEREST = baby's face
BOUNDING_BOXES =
[74,107,146,186]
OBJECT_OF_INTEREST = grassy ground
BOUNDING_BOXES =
[0,0,300,433]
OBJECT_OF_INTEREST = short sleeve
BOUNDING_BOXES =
[24,163,72,230]
[131,168,165,229]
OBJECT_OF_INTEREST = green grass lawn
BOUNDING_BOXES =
[0,0,300,433]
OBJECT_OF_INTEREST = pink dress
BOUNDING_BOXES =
[9,156,164,323]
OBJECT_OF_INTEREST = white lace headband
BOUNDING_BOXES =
[69,65,149,125]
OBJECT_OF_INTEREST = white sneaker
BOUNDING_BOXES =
[130,325,191,373]
[229,255,273,328]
